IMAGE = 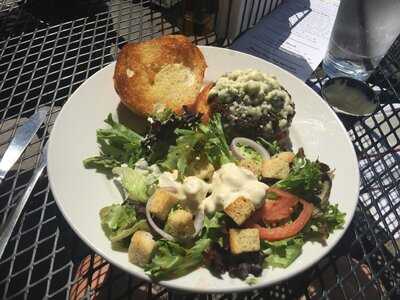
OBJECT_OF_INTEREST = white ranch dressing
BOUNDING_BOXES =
[202,163,268,213]
[158,163,268,214]
[158,171,210,213]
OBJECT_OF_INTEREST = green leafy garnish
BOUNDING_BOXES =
[201,211,226,246]
[145,238,211,279]
[113,167,156,203]
[161,114,234,178]
[304,204,346,241]
[262,237,304,268]
[257,138,281,155]
[161,129,205,177]
[274,156,322,197]
[152,108,173,122]
[83,114,143,171]
[142,109,202,164]
[266,191,278,200]
[236,144,263,162]
[198,114,233,167]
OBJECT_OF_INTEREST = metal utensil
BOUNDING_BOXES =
[0,107,49,185]
[0,142,48,259]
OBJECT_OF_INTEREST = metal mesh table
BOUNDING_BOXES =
[0,0,399,299]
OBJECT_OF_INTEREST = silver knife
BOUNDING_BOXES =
[0,142,48,259]
[0,107,49,184]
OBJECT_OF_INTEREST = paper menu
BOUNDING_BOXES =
[231,0,340,81]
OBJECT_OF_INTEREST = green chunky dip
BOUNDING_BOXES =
[208,69,295,139]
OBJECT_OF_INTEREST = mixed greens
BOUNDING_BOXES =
[84,70,346,283]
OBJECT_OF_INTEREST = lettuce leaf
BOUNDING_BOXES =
[274,156,322,197]
[262,237,304,268]
[113,167,156,203]
[160,129,205,177]
[100,204,149,247]
[198,114,233,167]
[161,114,234,178]
[100,204,137,241]
[303,203,346,241]
[257,138,281,156]
[201,212,226,246]
[145,238,211,279]
[236,144,263,162]
[110,219,150,251]
[83,114,143,171]
[83,156,121,171]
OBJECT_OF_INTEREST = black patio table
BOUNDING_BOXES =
[0,1,399,299]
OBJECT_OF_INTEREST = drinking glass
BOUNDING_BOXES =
[323,0,400,81]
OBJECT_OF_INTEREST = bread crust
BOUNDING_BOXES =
[114,35,207,116]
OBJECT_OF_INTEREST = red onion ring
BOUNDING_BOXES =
[230,137,270,160]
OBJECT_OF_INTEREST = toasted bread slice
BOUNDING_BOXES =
[114,35,207,116]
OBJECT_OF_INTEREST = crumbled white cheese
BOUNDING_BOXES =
[126,68,135,78]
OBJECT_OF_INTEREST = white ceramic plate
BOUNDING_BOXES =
[48,46,359,293]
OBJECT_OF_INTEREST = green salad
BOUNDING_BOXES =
[84,69,345,282]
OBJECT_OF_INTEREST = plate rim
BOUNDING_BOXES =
[48,45,360,293]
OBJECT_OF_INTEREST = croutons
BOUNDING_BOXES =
[164,209,195,238]
[128,230,156,266]
[272,151,295,163]
[224,196,255,225]
[229,228,260,254]
[262,155,292,179]
[149,189,178,221]
[238,159,262,177]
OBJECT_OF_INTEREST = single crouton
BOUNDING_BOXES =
[272,151,295,163]
[149,189,178,221]
[229,228,260,255]
[164,209,195,238]
[238,159,262,177]
[224,196,255,225]
[262,157,290,179]
[128,230,156,266]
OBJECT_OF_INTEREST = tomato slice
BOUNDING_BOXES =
[245,188,314,241]
[262,191,299,223]
[248,188,300,224]
[256,199,313,241]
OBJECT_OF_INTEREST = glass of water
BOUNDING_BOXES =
[323,0,400,81]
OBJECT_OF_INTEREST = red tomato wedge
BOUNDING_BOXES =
[245,188,314,241]
[245,188,300,225]
[262,188,300,223]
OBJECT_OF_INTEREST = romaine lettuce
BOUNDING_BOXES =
[83,114,143,171]
[113,167,156,203]
[262,237,304,268]
[145,238,211,279]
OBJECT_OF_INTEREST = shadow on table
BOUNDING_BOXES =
[231,0,313,80]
